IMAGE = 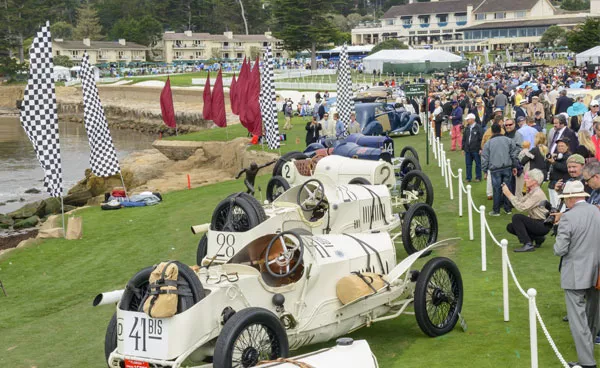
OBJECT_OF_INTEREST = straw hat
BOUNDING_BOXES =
[558,181,589,199]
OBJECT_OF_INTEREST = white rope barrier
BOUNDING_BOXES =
[429,142,571,368]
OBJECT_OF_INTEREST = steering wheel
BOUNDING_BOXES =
[265,231,304,278]
[297,179,325,211]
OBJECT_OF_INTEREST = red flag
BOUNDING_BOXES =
[211,69,227,128]
[237,58,250,126]
[202,72,212,121]
[244,57,262,137]
[230,72,237,115]
[160,77,176,128]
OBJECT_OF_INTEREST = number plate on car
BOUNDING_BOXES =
[119,314,168,359]
[124,359,149,368]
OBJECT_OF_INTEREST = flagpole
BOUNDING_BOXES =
[60,195,66,238]
[119,172,129,200]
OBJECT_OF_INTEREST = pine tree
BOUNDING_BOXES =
[73,3,103,40]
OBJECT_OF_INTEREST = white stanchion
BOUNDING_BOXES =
[444,153,449,188]
[437,139,441,167]
[440,146,445,177]
[447,158,453,199]
[467,185,474,240]
[501,239,510,322]
[480,205,486,271]
[433,137,438,159]
[528,288,538,368]
[458,169,463,217]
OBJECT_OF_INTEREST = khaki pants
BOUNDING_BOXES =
[284,116,292,130]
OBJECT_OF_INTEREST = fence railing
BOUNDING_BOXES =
[427,126,575,368]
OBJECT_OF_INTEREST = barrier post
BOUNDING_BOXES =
[440,147,446,178]
[437,139,441,167]
[501,239,510,322]
[528,288,538,368]
[432,135,438,159]
[467,185,474,240]
[480,205,486,271]
[458,169,463,217]
[444,154,449,188]
[447,158,453,199]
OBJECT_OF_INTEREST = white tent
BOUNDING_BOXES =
[70,65,100,81]
[53,65,71,82]
[362,49,462,72]
[576,46,600,66]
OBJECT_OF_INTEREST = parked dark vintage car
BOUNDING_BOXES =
[356,102,421,136]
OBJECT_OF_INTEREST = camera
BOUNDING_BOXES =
[540,200,560,236]
[545,153,563,160]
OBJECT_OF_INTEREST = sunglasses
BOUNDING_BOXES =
[584,175,597,184]
[504,123,514,127]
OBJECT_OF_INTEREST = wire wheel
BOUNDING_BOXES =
[398,156,421,178]
[266,176,290,203]
[399,145,420,161]
[414,257,463,337]
[399,170,434,210]
[211,194,265,232]
[401,203,438,255]
[214,308,289,368]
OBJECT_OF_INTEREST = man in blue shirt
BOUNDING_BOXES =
[517,116,538,149]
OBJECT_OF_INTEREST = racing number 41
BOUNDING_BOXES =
[129,316,163,352]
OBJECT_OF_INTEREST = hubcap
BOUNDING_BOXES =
[414,225,430,236]
[431,288,449,306]
[241,347,259,366]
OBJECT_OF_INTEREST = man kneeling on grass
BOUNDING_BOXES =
[501,169,550,252]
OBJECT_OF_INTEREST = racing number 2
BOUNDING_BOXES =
[128,316,163,352]
[283,164,291,179]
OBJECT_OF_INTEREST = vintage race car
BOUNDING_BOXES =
[268,154,396,202]
[100,233,462,368]
[356,103,420,136]
[312,134,395,157]
[194,174,438,267]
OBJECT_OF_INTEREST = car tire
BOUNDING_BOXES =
[211,193,267,232]
[105,262,205,364]
[399,146,420,162]
[398,156,421,177]
[401,203,438,255]
[272,151,307,177]
[409,120,420,135]
[196,234,208,266]
[266,176,290,203]
[414,257,463,337]
[213,307,289,368]
[399,170,434,210]
[348,177,371,185]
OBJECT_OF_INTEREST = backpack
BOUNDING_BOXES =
[142,261,180,318]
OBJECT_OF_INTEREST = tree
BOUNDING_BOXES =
[3,0,54,62]
[540,25,567,47]
[109,16,163,47]
[272,0,345,69]
[370,39,408,54]
[566,17,600,53]
[560,0,590,11]
[73,3,103,40]
[51,21,74,39]
[53,54,73,67]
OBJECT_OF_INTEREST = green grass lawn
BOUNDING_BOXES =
[0,126,589,367]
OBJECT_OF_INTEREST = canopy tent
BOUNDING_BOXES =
[53,65,71,82]
[362,49,463,74]
[576,46,600,66]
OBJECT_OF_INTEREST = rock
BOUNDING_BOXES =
[24,188,41,194]
[40,214,62,230]
[64,190,92,207]
[8,201,46,219]
[0,202,5,206]
[43,197,62,216]
[37,227,64,239]
[0,214,13,228]
[19,198,25,202]
[0,229,39,251]
[17,237,41,249]
[13,215,40,229]
[152,140,205,161]
[63,205,78,213]
[87,195,106,206]
[6,199,17,203]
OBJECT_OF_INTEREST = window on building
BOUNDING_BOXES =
[175,40,182,47]
[402,17,412,25]
[499,29,507,37]
[223,42,229,47]
[437,14,448,22]
[276,52,281,57]
[71,50,79,57]
[475,13,485,21]
[418,15,430,24]
[455,13,467,24]
[386,19,394,25]
[263,42,268,46]
[509,28,518,37]
[56,51,61,56]
[527,27,535,36]
[518,28,527,37]
[118,51,124,59]
[237,53,242,58]
[491,29,499,37]
[224,53,229,58]
[175,51,183,59]
[195,51,203,58]
[516,11,526,18]
[474,30,482,39]
[495,12,505,19]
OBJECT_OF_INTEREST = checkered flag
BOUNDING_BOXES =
[336,44,355,137]
[20,22,63,198]
[262,46,280,149]
[80,51,120,177]
[259,55,267,132]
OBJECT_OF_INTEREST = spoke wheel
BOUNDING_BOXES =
[410,120,420,135]
[400,170,434,210]
[398,156,422,178]
[266,176,290,203]
[211,193,266,232]
[401,203,438,255]
[214,308,289,368]
[399,146,420,162]
[414,257,463,337]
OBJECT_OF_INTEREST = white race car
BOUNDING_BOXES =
[99,233,462,368]
[194,176,438,266]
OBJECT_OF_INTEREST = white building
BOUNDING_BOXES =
[351,0,600,52]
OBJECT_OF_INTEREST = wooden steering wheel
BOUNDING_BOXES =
[264,231,304,278]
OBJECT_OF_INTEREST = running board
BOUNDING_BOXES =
[384,238,460,284]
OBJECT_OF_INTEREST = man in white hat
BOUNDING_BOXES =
[515,99,528,121]
[581,100,600,136]
[527,95,545,120]
[462,113,483,182]
[554,180,600,368]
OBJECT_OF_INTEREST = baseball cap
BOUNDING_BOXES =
[452,100,458,104]
[494,108,502,113]
[517,116,526,123]
[558,181,589,199]
[567,154,585,165]
[466,113,476,120]
[590,100,599,107]
[556,136,570,145]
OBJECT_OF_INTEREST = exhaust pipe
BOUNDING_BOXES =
[191,223,210,235]
[93,289,124,307]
